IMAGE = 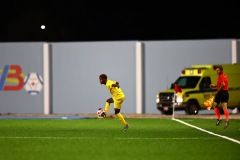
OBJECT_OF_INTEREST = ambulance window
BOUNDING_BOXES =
[173,76,201,89]
[199,77,211,89]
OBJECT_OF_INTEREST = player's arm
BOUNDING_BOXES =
[111,82,120,88]
[209,84,216,88]
[213,82,225,96]
[217,82,225,91]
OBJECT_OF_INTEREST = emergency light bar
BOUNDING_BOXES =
[181,69,201,74]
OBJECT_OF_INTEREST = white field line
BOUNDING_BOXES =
[172,118,240,145]
[0,137,217,140]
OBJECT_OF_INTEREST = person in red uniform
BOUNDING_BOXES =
[210,65,229,128]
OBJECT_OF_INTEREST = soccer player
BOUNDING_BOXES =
[99,74,129,131]
[210,65,229,128]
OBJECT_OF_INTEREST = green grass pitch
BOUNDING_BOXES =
[0,117,239,160]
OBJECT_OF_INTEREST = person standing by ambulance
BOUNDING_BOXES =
[210,65,229,129]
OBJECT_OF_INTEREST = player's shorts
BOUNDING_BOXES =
[113,97,125,109]
[214,90,229,104]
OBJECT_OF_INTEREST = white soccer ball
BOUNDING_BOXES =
[24,72,44,95]
[97,108,105,118]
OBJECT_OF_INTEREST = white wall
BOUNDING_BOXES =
[0,39,238,114]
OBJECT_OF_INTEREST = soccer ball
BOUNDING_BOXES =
[24,72,44,95]
[97,108,105,118]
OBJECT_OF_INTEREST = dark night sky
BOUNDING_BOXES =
[0,1,239,42]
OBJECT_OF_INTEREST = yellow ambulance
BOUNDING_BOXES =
[156,63,240,115]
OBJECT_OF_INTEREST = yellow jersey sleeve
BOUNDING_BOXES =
[106,80,125,99]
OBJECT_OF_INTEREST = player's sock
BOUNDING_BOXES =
[116,113,127,126]
[214,108,221,120]
[224,109,229,121]
[104,102,110,114]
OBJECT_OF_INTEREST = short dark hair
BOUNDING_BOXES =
[99,74,107,79]
[217,65,223,71]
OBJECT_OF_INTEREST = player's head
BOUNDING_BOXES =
[99,74,107,84]
[216,65,223,75]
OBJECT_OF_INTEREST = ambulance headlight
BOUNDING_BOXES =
[156,95,160,103]
[176,97,183,103]
[176,93,183,103]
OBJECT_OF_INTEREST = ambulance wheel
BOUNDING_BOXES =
[185,101,199,115]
